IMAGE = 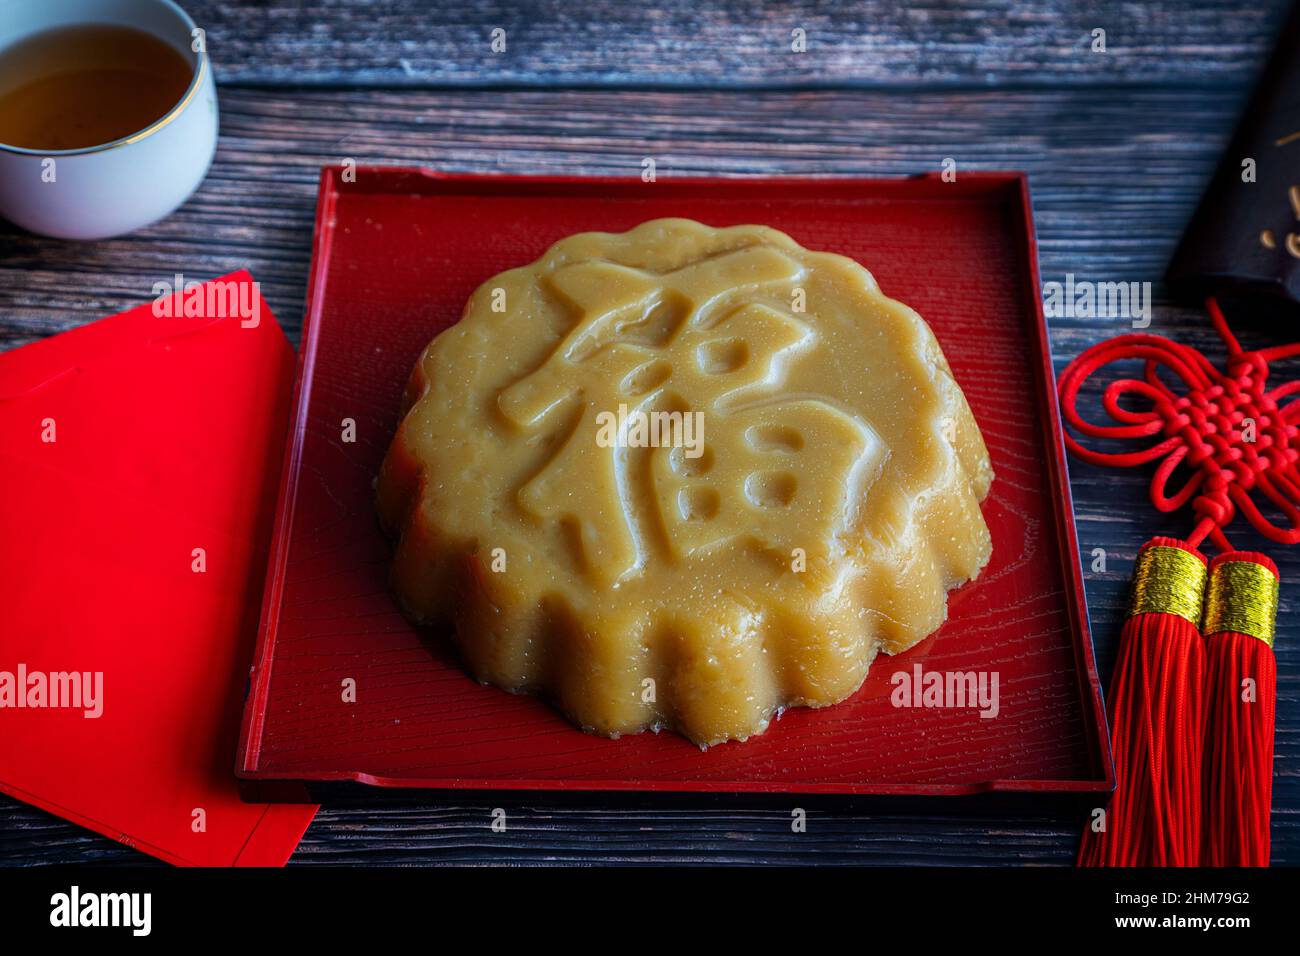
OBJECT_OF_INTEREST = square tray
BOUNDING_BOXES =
[236,168,1111,798]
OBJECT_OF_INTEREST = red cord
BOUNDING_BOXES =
[1078,537,1206,867]
[1058,297,1300,553]
[1203,551,1278,867]
[1063,302,1290,868]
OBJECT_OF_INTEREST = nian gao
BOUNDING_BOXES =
[378,218,993,746]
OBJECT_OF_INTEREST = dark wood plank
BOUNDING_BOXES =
[0,794,1079,866]
[0,85,1255,346]
[179,0,1293,89]
[2,85,1297,865]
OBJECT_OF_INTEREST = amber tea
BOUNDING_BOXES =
[0,24,194,150]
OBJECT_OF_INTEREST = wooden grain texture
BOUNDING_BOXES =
[182,0,1293,89]
[1,3,1298,867]
[0,85,1259,348]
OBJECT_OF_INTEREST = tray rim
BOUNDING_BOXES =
[235,166,1114,798]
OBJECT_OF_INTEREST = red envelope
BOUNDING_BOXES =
[0,271,317,866]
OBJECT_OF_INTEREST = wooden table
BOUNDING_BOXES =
[2,0,1296,866]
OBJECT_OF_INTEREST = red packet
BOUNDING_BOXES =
[0,271,317,866]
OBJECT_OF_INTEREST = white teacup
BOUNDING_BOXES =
[0,0,218,240]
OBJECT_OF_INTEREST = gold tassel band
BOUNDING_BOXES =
[1129,545,1207,627]
[1204,560,1278,647]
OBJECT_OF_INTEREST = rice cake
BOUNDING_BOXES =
[377,218,993,747]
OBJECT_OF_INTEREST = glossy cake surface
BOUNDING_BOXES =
[377,218,993,746]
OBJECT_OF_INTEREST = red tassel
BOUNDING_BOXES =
[1079,537,1207,867]
[1203,551,1279,867]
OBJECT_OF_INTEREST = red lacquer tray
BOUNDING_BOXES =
[236,168,1112,798]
